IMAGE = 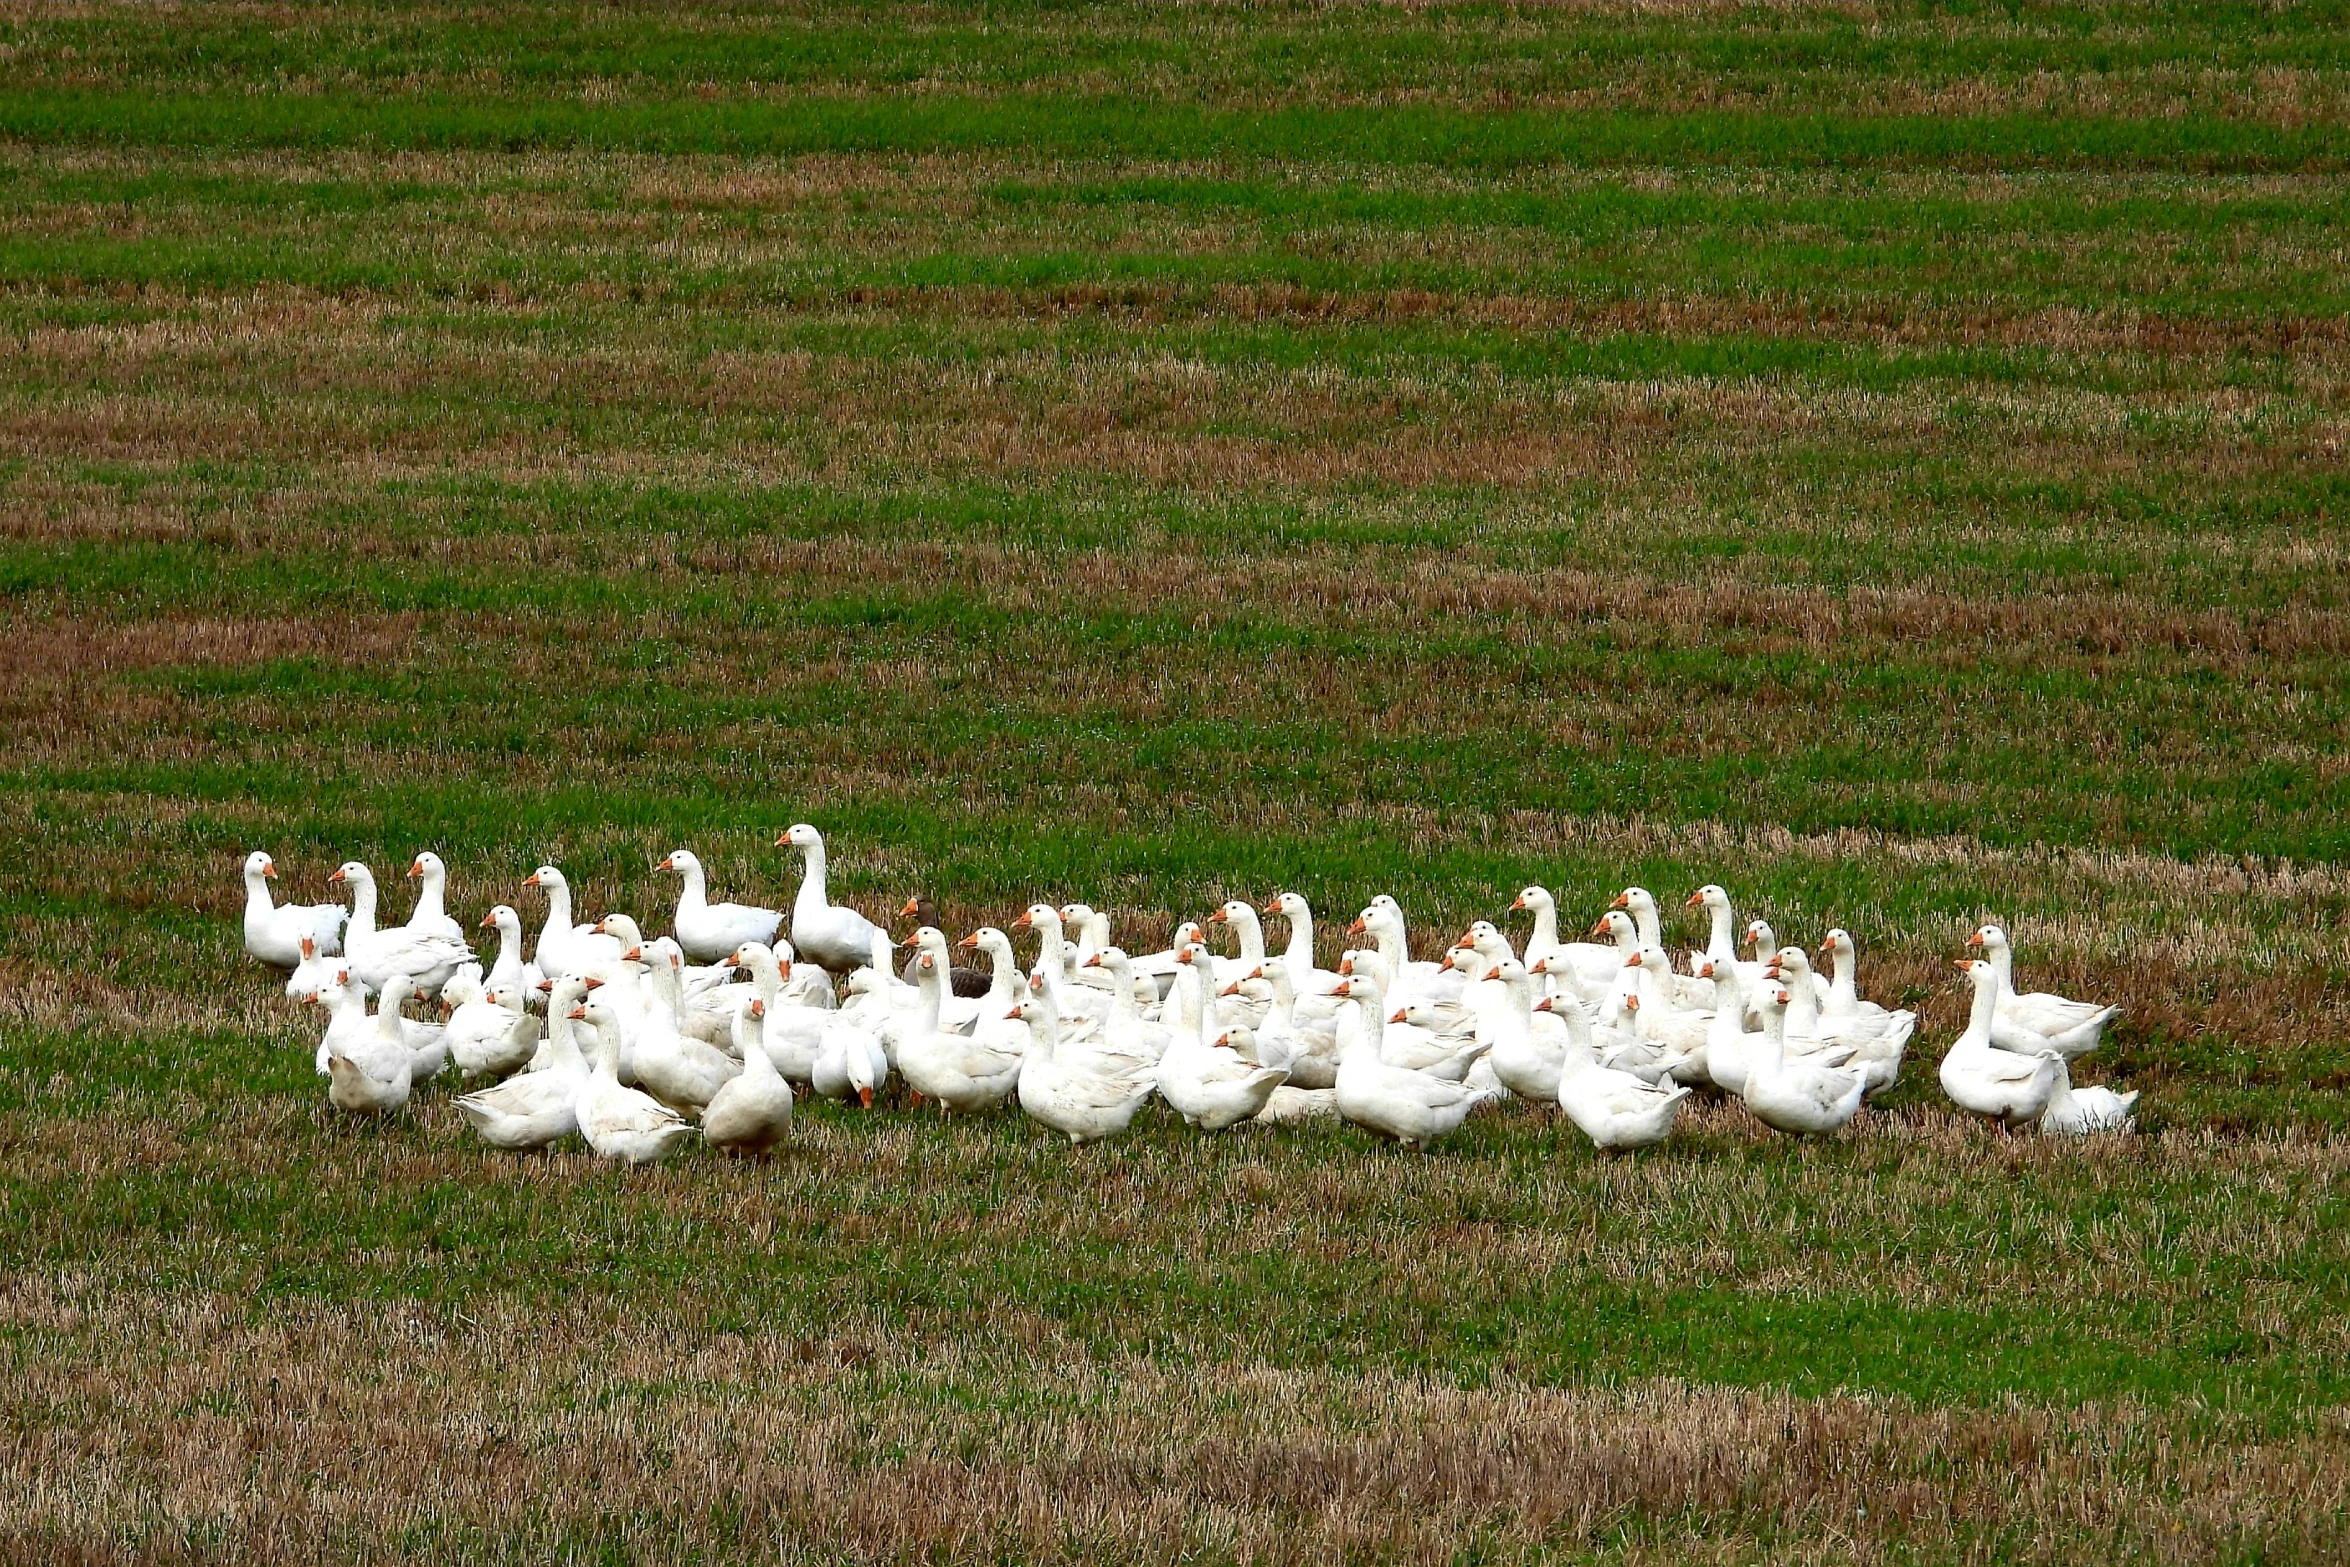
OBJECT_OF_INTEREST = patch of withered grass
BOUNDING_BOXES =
[0,1274,2342,1565]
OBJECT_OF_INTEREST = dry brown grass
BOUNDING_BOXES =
[3,1284,2344,1565]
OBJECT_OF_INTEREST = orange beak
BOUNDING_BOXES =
[1534,997,1556,1013]
[407,858,423,878]
[327,867,348,885]
[1697,961,1715,978]
[479,913,497,929]
[1325,981,1350,997]
[1347,916,1367,935]
[583,976,605,991]
[522,871,542,887]
[1508,893,1525,910]
[857,1087,874,1109]
[1588,919,1609,937]
[621,945,642,962]
[1082,953,1102,968]
[900,897,920,917]
[899,933,919,949]
[262,862,278,879]
[567,1005,587,1020]
[1625,995,1641,1012]
[1206,909,1227,925]
[1966,931,1985,948]
[749,999,764,1018]
[1610,892,1629,910]
[1011,912,1033,930]
[1337,954,1355,975]
[1262,899,1283,916]
[774,833,790,847]
[1218,980,1240,997]
[1622,953,1641,969]
[1684,891,1703,908]
[1952,959,1973,972]
[1004,1006,1023,1021]
[1387,1008,1408,1024]
[536,978,553,993]
[956,932,978,950]
[1248,964,1265,980]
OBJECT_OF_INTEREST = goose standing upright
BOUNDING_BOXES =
[1509,886,1616,998]
[324,973,422,1116]
[777,824,884,978]
[1940,960,2064,1129]
[479,905,545,999]
[1008,976,1157,1145]
[1327,975,1488,1149]
[331,862,473,997]
[1154,950,1287,1130]
[1966,926,2120,1058]
[571,996,695,1165]
[401,853,471,945]
[1741,987,1867,1137]
[240,851,347,969]
[663,848,784,964]
[701,996,795,1153]
[522,865,625,983]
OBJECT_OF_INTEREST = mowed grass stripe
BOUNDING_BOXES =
[7,89,2349,173]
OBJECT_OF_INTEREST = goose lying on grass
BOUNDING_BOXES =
[241,851,346,970]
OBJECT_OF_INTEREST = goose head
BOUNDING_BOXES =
[406,851,447,884]
[1821,928,1855,965]
[244,850,278,881]
[1264,891,1310,922]
[1744,918,1777,957]
[524,865,566,894]
[481,904,520,934]
[1508,885,1552,915]
[327,861,374,892]
[659,848,701,876]
[596,913,644,948]
[1766,945,1815,986]
[1591,909,1638,948]
[1967,925,2009,956]
[1688,883,1730,915]
[779,823,822,852]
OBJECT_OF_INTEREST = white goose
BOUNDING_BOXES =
[1348,896,1464,1005]
[701,996,794,1153]
[285,933,346,1002]
[240,851,346,969]
[1327,974,1488,1150]
[1772,943,1910,1096]
[331,861,473,997]
[1535,993,1691,1151]
[441,970,543,1082]
[729,942,829,1083]
[1222,960,1337,1088]
[896,948,1023,1114]
[2039,1057,2140,1136]
[811,1005,891,1108]
[522,865,624,983]
[1685,886,1766,993]
[571,996,695,1165]
[1008,977,1156,1145]
[453,977,590,1150]
[663,848,784,964]
[620,939,740,1116]
[478,905,545,999]
[401,853,471,945]
[777,824,885,977]
[1940,960,2064,1129]
[1742,987,1868,1137]
[1508,886,1613,1000]
[1155,951,1287,1131]
[1967,926,2120,1058]
[1261,892,1348,1024]
[324,973,421,1116]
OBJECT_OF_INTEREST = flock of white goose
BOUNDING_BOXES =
[240,823,2137,1165]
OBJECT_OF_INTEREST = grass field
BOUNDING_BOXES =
[4,2,2349,1560]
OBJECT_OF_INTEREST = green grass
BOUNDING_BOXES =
[3,3,2349,1561]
